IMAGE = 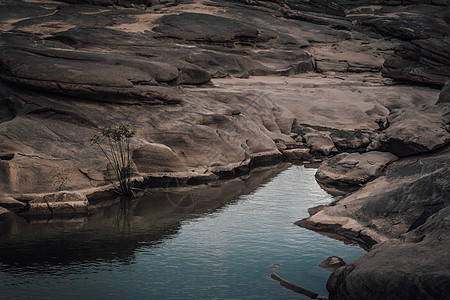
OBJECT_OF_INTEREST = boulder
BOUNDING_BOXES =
[319,256,346,272]
[315,151,398,188]
[328,207,450,300]
[329,130,375,151]
[132,143,185,174]
[368,105,450,157]
[304,131,337,156]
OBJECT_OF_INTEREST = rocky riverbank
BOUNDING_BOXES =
[0,0,449,299]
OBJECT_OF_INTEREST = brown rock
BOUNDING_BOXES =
[319,256,346,272]
[282,148,311,160]
[368,105,450,157]
[299,146,450,299]
[304,131,337,156]
[315,151,398,188]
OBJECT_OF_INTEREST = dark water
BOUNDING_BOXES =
[0,164,364,299]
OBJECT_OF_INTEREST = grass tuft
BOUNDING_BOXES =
[92,123,136,196]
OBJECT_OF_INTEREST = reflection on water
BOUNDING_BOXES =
[0,164,365,299]
[114,196,135,234]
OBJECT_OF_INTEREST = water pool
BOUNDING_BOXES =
[0,164,365,299]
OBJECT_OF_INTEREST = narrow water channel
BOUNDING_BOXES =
[0,164,365,299]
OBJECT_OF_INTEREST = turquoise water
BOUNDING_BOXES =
[0,165,364,299]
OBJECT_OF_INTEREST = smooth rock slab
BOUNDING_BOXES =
[20,191,88,216]
[153,12,265,44]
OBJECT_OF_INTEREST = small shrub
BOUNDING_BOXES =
[92,123,136,196]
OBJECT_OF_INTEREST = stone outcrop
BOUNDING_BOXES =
[368,105,450,157]
[352,4,450,87]
[315,151,398,189]
[304,131,338,156]
[0,0,449,299]
[382,38,450,87]
[319,256,346,272]
[299,145,450,299]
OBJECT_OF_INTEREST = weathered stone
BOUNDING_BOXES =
[330,130,375,151]
[282,148,311,160]
[21,192,89,216]
[304,131,337,156]
[153,13,263,44]
[0,45,189,104]
[41,191,87,203]
[132,143,185,174]
[299,146,450,299]
[382,38,450,87]
[316,151,398,188]
[0,0,448,297]
[368,105,450,157]
[0,206,13,221]
[319,256,346,272]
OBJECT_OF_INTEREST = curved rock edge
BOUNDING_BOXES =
[3,151,284,218]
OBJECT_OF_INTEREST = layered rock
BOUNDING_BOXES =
[315,151,398,189]
[306,146,450,299]
[368,105,450,157]
[0,0,449,298]
[382,38,450,87]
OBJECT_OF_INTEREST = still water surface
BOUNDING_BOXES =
[0,165,364,299]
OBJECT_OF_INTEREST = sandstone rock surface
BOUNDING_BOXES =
[368,105,450,157]
[0,0,449,299]
[315,151,398,189]
[299,146,450,299]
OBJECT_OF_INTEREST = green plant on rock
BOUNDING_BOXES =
[92,123,136,196]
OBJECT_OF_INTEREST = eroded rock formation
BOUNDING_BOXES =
[300,146,450,299]
[0,0,449,299]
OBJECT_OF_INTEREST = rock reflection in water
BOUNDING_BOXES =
[0,164,289,272]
